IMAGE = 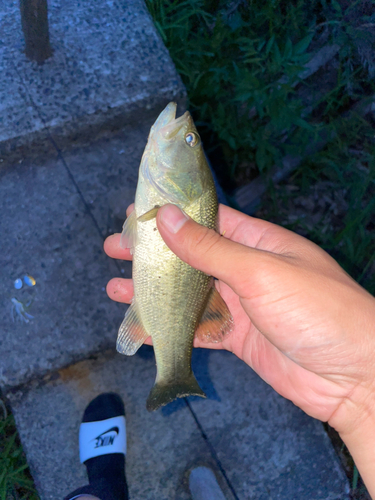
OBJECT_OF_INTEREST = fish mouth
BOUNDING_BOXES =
[142,102,193,203]
[160,112,190,140]
[152,102,191,140]
[153,102,177,130]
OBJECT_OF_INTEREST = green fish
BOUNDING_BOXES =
[118,102,233,411]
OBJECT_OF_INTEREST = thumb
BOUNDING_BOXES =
[156,204,262,292]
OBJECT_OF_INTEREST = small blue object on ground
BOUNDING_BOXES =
[14,278,23,289]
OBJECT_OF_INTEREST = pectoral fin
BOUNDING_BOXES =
[120,210,138,252]
[117,302,149,355]
[195,285,233,343]
[137,205,161,222]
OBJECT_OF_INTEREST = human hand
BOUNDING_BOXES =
[105,202,375,495]
[104,204,375,430]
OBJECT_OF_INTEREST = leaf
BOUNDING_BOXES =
[232,60,240,76]
[294,117,314,131]
[265,35,275,56]
[273,41,282,66]
[294,33,313,55]
[154,20,167,42]
[192,71,205,90]
[331,0,342,14]
[284,38,293,59]
[226,11,243,32]
[257,39,266,52]
[226,135,237,150]
[256,141,267,172]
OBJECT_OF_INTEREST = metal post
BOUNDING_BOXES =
[20,0,52,64]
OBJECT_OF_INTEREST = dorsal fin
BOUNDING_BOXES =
[137,205,161,222]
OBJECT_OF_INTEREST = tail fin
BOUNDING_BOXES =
[146,374,206,412]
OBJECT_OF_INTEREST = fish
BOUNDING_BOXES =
[117,102,233,411]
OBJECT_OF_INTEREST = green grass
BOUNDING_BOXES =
[146,0,375,295]
[147,0,320,175]
[0,404,38,500]
[146,0,374,172]
[262,114,375,294]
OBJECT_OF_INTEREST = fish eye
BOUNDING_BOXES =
[185,132,199,147]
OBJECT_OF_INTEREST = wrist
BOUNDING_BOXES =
[330,289,375,435]
[330,383,375,497]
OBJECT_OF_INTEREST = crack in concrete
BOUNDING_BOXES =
[185,398,240,500]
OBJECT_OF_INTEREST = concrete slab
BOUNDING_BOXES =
[60,121,152,238]
[0,147,127,390]
[190,349,350,500]
[0,0,186,159]
[7,348,235,500]
[8,348,349,500]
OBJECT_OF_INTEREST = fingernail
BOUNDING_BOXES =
[160,205,189,234]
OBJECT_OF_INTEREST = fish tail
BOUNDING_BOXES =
[146,374,206,412]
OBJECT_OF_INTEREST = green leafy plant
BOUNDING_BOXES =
[146,0,374,178]
[265,115,375,295]
[0,410,39,500]
[146,0,375,298]
[146,0,324,175]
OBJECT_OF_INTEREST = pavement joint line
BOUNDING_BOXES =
[11,57,126,282]
[185,399,240,500]
[12,59,106,235]
[47,135,106,239]
[47,137,127,279]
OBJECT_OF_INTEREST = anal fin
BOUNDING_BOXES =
[195,285,233,343]
[117,302,149,355]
